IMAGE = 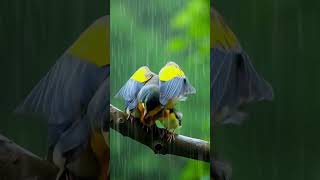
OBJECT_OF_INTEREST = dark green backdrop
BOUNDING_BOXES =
[214,1,320,180]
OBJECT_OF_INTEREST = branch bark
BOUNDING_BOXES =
[0,134,58,180]
[110,104,210,162]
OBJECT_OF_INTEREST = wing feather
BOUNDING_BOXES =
[115,66,154,110]
[16,53,108,146]
[212,48,274,123]
[159,62,195,106]
[211,9,274,124]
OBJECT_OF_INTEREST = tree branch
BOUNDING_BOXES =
[0,134,58,180]
[110,105,210,162]
[0,105,209,179]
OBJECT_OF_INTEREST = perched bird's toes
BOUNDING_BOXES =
[129,116,134,123]
[126,114,131,121]
[166,132,175,143]
[127,113,136,123]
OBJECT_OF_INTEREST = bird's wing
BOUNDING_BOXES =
[211,8,273,124]
[87,68,109,131]
[69,15,109,67]
[159,62,196,106]
[115,66,155,110]
[15,16,109,146]
[53,68,109,177]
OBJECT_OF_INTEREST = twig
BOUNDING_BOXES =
[0,134,58,180]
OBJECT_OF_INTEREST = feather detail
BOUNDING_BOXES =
[159,62,196,106]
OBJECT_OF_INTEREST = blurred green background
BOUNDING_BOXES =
[214,0,320,180]
[110,0,210,179]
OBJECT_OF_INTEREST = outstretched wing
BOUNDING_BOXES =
[54,67,109,155]
[115,66,155,111]
[211,8,273,124]
[159,62,196,106]
[16,16,109,147]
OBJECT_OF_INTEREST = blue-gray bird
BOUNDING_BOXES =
[211,6,274,180]
[211,7,273,125]
[115,63,193,142]
[16,16,110,180]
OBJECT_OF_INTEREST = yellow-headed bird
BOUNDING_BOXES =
[158,108,183,142]
[116,62,190,138]
[158,62,195,140]
[116,62,194,141]
[211,7,273,125]
[211,6,273,180]
[16,16,110,180]
[159,61,196,109]
[116,66,163,128]
[115,66,157,122]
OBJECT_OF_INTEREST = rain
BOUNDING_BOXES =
[110,0,210,179]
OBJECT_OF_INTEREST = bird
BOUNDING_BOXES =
[16,15,110,180]
[116,62,195,142]
[115,66,157,123]
[211,7,273,125]
[211,6,274,180]
[159,61,196,109]
[158,108,183,142]
[158,62,196,141]
[116,66,162,128]
[135,73,185,141]
[136,82,162,127]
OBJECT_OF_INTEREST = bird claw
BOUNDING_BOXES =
[167,132,176,143]
[161,129,175,143]
[126,114,134,123]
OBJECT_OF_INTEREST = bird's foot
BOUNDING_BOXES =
[162,130,176,143]
[160,128,167,139]
[167,132,176,143]
[126,113,134,123]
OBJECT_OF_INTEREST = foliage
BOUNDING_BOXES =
[168,0,210,62]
